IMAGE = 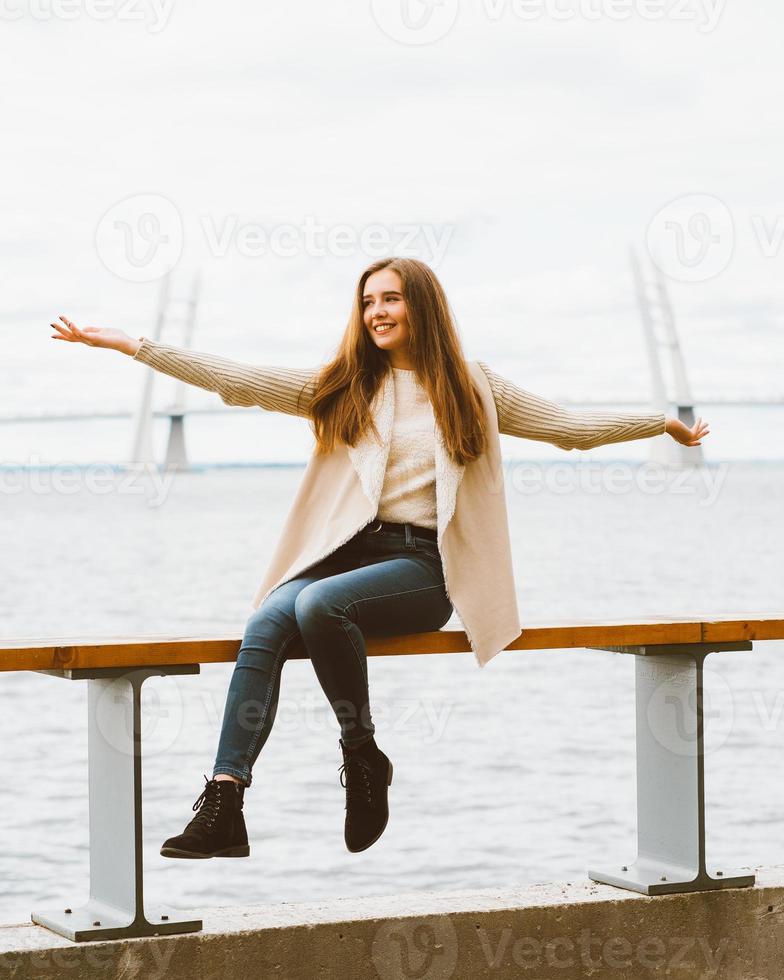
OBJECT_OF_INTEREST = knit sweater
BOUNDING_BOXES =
[130,337,668,667]
[131,337,667,456]
[375,367,437,530]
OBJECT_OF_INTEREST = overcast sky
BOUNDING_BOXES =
[2,0,782,435]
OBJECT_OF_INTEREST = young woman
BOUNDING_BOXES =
[51,257,708,860]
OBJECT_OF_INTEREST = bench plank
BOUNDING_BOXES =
[1,616,782,672]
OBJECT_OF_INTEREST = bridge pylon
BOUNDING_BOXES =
[629,246,704,469]
[127,271,201,471]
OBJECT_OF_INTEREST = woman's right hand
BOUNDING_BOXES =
[50,315,139,355]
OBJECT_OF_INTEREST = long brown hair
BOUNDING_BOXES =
[306,257,488,466]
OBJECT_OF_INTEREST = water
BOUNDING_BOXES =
[1,459,783,925]
[3,0,784,930]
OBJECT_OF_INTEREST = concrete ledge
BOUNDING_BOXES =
[2,867,783,979]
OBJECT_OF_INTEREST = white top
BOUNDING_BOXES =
[375,367,438,530]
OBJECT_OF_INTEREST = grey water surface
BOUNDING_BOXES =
[1,459,782,924]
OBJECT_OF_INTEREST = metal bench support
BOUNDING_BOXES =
[31,665,203,942]
[586,641,755,896]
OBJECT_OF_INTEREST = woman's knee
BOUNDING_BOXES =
[237,594,300,670]
[293,580,346,634]
[245,587,297,638]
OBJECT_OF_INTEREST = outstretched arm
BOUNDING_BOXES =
[477,360,670,451]
[130,336,317,417]
[50,315,317,418]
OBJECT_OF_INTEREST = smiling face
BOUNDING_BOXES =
[362,268,413,368]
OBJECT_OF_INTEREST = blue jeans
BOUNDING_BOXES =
[212,520,453,787]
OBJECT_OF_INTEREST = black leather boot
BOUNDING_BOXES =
[338,736,393,853]
[160,776,250,859]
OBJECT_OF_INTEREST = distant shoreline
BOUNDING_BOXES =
[1,458,782,472]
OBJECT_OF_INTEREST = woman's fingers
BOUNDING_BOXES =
[667,415,709,445]
[51,321,72,338]
[50,316,86,343]
[59,315,83,337]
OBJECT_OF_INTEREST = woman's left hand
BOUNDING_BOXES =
[665,415,710,446]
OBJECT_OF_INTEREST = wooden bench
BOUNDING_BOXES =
[3,615,783,943]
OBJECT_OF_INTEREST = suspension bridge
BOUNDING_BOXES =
[3,255,779,470]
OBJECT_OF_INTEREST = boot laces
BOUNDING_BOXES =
[339,753,373,807]
[189,775,223,830]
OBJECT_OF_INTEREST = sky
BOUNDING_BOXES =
[3,3,784,937]
[1,0,783,461]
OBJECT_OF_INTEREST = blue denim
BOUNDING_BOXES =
[212,520,453,787]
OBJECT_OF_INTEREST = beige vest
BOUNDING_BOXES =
[252,361,519,668]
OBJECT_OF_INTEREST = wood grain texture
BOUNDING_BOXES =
[1,616,782,671]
